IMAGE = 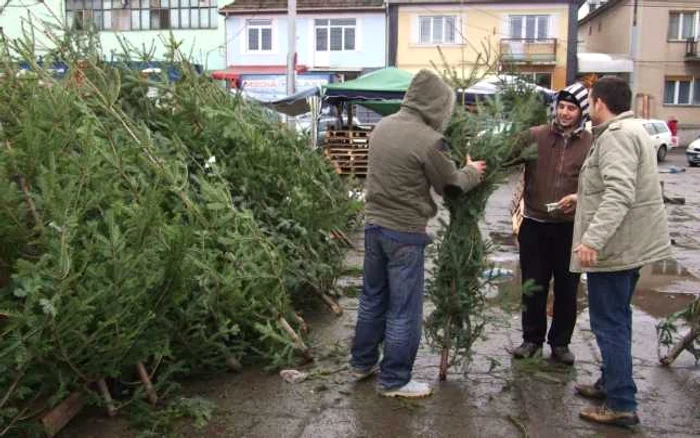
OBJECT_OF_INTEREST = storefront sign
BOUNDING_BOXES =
[240,73,332,101]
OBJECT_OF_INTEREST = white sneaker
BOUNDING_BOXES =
[379,380,433,398]
[351,364,379,382]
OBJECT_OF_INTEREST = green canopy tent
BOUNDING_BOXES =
[322,67,414,116]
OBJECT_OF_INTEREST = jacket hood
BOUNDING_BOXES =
[551,82,590,134]
[401,69,455,133]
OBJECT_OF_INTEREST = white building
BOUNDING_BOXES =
[0,0,227,70]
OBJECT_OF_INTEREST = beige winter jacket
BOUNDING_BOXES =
[570,111,672,273]
[364,70,481,233]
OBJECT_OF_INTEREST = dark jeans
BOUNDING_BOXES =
[587,269,640,413]
[350,225,429,389]
[518,218,580,347]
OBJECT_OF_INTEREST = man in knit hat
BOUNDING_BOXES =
[511,83,593,365]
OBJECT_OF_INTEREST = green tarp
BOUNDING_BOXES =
[323,67,414,94]
[322,67,414,116]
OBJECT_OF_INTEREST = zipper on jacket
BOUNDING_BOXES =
[554,136,569,202]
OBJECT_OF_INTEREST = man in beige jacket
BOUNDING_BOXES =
[571,76,671,427]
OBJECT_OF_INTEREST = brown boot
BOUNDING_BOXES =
[574,379,606,400]
[579,405,639,427]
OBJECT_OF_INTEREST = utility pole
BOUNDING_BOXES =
[286,0,297,127]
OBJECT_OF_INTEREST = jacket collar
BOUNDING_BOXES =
[592,111,635,138]
[550,120,579,140]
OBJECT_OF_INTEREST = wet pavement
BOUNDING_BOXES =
[61,150,700,438]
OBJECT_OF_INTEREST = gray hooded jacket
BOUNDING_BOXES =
[364,70,481,233]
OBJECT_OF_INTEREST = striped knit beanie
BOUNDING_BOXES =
[551,82,590,134]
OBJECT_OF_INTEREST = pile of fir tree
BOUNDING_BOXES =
[0,30,356,436]
[426,80,548,379]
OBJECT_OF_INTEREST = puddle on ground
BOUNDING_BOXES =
[488,231,518,249]
[485,242,700,320]
[633,259,699,317]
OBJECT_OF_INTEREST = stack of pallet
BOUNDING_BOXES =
[322,129,372,177]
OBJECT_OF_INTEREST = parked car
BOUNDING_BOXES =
[641,119,675,162]
[686,136,700,167]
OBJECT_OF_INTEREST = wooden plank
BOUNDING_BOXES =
[324,137,368,142]
[326,154,368,160]
[327,155,368,159]
[41,392,86,437]
[326,130,371,139]
[335,159,368,163]
[325,147,369,153]
[325,149,369,154]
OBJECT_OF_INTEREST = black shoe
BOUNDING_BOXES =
[512,342,542,359]
[575,378,606,400]
[550,346,575,365]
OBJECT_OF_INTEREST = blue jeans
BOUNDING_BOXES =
[350,225,430,389]
[587,269,641,412]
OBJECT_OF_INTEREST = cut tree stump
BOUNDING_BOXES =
[660,327,699,366]
[96,379,117,417]
[314,289,343,316]
[439,315,452,381]
[136,362,158,405]
[278,315,313,362]
[41,391,86,437]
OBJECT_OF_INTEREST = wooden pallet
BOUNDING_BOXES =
[326,129,371,139]
[322,129,373,177]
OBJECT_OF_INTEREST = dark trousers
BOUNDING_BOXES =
[518,218,580,346]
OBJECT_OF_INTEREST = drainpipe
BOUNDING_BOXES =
[630,0,640,98]
[566,0,578,83]
[387,3,398,67]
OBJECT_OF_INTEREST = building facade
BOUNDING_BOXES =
[0,0,227,70]
[217,0,386,99]
[578,0,700,142]
[387,0,580,90]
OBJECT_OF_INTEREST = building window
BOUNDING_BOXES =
[519,72,552,88]
[664,78,700,105]
[509,15,549,40]
[65,0,218,31]
[668,11,698,40]
[246,19,273,52]
[315,19,356,51]
[418,16,458,45]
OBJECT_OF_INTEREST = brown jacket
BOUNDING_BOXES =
[364,70,481,233]
[523,125,592,222]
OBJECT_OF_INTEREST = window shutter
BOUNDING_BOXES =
[445,16,456,43]
[419,16,430,44]
[537,16,549,40]
[509,16,522,39]
[668,13,680,40]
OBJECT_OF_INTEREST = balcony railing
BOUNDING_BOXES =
[685,38,700,61]
[500,38,557,63]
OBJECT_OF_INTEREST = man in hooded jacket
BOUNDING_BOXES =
[350,70,486,398]
[511,83,592,365]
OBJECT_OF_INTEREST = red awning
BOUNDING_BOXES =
[210,64,309,81]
